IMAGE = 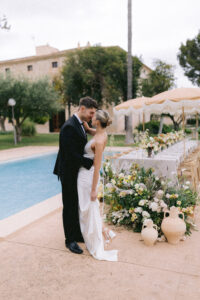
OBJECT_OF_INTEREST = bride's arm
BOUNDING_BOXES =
[83,121,96,136]
[91,141,104,201]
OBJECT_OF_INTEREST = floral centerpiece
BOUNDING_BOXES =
[140,130,184,157]
[102,161,198,238]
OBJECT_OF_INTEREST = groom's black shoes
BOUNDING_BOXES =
[65,241,83,254]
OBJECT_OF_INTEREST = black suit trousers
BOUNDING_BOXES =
[61,172,83,243]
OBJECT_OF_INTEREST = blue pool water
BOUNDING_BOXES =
[0,151,118,220]
[0,153,61,220]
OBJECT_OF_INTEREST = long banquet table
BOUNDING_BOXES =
[111,140,199,181]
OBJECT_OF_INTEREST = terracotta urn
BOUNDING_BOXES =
[141,220,158,246]
[161,206,186,245]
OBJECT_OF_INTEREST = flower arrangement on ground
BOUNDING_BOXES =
[103,161,198,238]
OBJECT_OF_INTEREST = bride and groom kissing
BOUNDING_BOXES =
[53,96,118,261]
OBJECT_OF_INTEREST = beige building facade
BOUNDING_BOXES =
[0,44,152,133]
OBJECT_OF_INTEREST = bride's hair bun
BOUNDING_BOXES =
[96,110,112,128]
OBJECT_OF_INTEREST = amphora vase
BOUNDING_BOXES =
[161,206,186,245]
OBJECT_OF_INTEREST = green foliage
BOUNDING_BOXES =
[187,118,200,125]
[62,46,142,108]
[21,119,36,136]
[31,115,49,124]
[141,59,175,97]
[178,32,200,86]
[136,120,173,134]
[184,128,192,134]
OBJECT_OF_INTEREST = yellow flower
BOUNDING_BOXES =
[97,192,103,199]
[131,213,137,222]
[129,208,134,214]
[119,191,126,197]
[177,201,181,206]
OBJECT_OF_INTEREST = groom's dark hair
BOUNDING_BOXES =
[79,96,98,109]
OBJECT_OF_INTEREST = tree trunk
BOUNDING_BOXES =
[15,125,22,143]
[0,117,6,132]
[125,0,134,144]
[159,115,164,134]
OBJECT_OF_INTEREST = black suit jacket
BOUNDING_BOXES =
[53,115,93,180]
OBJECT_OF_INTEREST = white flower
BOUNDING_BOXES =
[135,183,139,189]
[119,173,124,178]
[185,181,190,185]
[161,181,165,185]
[183,185,189,190]
[153,197,159,203]
[160,200,167,209]
[149,202,158,212]
[139,199,146,206]
[155,176,159,181]
[166,193,170,199]
[134,207,143,214]
[111,179,116,185]
[142,211,150,218]
[142,219,153,227]
[106,183,113,189]
[128,190,133,195]
[157,190,164,198]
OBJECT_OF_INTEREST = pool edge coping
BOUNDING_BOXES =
[0,193,62,238]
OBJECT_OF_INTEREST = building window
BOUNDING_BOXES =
[52,61,58,68]
[27,65,33,71]
[5,68,10,73]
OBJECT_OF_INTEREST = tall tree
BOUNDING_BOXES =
[0,76,61,142]
[61,46,141,116]
[141,59,175,97]
[125,0,134,144]
[0,75,14,131]
[177,32,200,86]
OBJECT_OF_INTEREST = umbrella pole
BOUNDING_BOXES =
[196,113,199,142]
[143,111,145,132]
[182,107,186,159]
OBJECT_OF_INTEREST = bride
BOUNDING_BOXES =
[77,110,118,261]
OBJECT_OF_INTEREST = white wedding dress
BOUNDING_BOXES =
[77,139,118,261]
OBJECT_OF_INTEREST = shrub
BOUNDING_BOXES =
[185,128,192,134]
[136,120,173,135]
[0,131,13,135]
[187,118,200,125]
[31,115,49,124]
[22,120,36,136]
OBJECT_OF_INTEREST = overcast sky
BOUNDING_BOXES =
[0,0,200,88]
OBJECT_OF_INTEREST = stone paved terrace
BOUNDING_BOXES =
[0,146,200,299]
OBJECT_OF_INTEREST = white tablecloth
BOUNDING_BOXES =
[111,140,199,181]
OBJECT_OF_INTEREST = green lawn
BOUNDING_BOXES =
[0,132,59,150]
[0,132,137,150]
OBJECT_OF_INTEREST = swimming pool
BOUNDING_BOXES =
[0,153,61,220]
[0,151,118,220]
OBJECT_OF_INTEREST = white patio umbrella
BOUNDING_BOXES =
[114,97,151,131]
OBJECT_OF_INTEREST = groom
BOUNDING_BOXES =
[53,97,97,254]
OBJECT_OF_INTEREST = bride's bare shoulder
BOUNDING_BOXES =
[94,133,107,148]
